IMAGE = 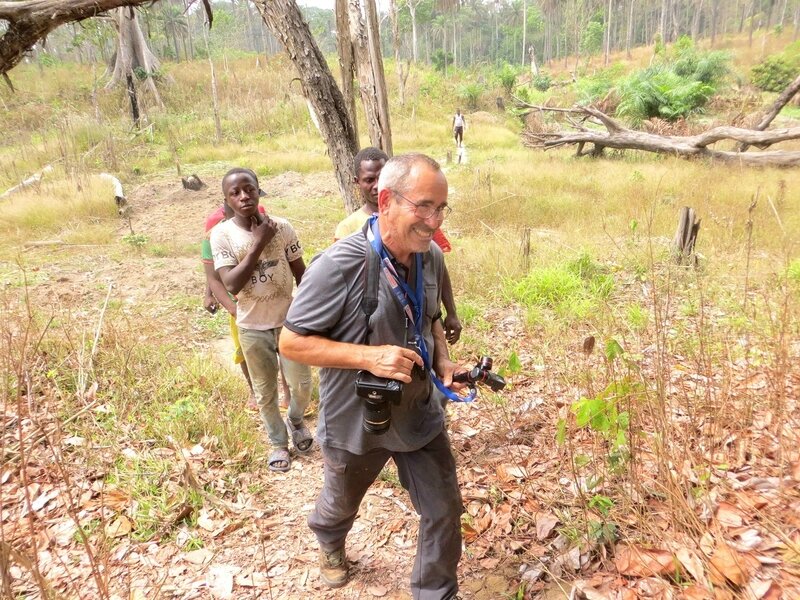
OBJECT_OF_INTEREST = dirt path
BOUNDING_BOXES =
[6,170,550,599]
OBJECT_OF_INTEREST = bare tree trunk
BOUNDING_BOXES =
[126,72,140,127]
[408,1,419,64]
[348,0,392,155]
[108,7,163,108]
[364,0,392,154]
[521,0,527,68]
[604,0,613,66]
[692,0,705,38]
[519,105,800,166]
[202,23,222,144]
[184,0,195,59]
[389,0,409,107]
[711,0,720,45]
[626,0,635,58]
[253,0,360,213]
[672,207,700,266]
[335,0,359,142]
[795,3,800,40]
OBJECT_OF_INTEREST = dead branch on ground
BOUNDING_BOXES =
[519,105,800,167]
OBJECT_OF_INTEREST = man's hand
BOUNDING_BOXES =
[366,345,424,384]
[203,292,218,314]
[443,314,462,344]
[251,214,277,249]
[435,358,469,394]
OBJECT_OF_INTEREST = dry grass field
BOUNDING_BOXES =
[2,28,799,600]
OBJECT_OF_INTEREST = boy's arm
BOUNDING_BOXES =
[289,257,306,287]
[441,265,462,344]
[203,261,237,315]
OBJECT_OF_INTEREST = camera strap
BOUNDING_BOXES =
[364,216,475,403]
[360,224,381,345]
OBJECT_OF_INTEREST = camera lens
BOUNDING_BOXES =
[363,397,391,435]
[479,356,493,370]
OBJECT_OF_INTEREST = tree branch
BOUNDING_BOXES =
[1,0,152,75]
[738,74,800,151]
[522,107,800,167]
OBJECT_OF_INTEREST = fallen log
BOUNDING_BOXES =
[737,73,800,152]
[521,106,800,167]
[0,165,53,200]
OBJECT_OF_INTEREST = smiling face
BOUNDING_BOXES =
[222,172,260,221]
[354,158,385,211]
[378,163,448,266]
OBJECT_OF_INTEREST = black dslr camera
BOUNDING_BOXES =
[453,356,506,392]
[355,370,403,435]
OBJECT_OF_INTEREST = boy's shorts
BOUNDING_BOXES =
[230,314,245,365]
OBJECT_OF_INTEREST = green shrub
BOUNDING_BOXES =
[458,82,484,109]
[497,63,518,95]
[575,66,624,104]
[532,72,552,92]
[616,66,716,124]
[672,36,729,85]
[581,21,604,57]
[431,49,454,72]
[614,37,729,124]
[751,55,799,92]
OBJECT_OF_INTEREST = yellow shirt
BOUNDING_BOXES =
[334,208,373,241]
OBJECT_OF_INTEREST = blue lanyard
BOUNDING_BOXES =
[367,216,475,403]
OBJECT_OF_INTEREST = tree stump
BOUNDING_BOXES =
[520,227,531,272]
[672,206,700,266]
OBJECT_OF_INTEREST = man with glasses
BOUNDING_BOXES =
[280,154,467,599]
[335,147,462,344]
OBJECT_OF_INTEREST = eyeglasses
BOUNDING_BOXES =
[392,189,452,220]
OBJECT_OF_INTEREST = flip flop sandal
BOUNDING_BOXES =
[268,448,291,473]
[286,418,314,454]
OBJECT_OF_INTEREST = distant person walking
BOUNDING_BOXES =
[452,109,466,148]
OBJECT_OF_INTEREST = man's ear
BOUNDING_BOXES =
[377,188,392,212]
[353,174,359,184]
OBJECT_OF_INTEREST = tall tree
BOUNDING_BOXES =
[335,0,359,141]
[253,0,360,212]
[108,7,164,111]
[389,0,410,106]
[405,0,424,63]
[348,0,393,154]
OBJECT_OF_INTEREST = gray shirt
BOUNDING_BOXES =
[284,228,446,455]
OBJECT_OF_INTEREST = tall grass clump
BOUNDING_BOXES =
[506,252,613,323]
